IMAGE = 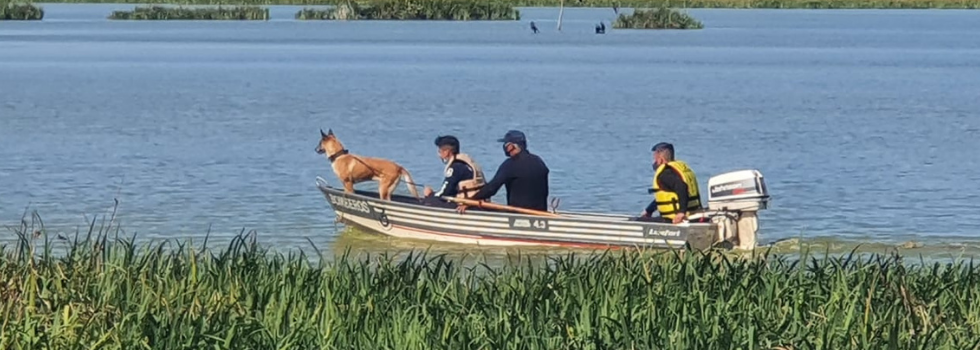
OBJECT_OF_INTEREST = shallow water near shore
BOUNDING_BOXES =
[2,5,979,262]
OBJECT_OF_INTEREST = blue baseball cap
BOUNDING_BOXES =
[497,130,527,145]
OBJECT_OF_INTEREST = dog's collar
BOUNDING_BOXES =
[328,149,349,162]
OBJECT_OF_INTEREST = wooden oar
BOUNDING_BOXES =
[441,197,562,218]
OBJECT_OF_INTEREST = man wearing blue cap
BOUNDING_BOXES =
[421,135,485,208]
[459,130,550,212]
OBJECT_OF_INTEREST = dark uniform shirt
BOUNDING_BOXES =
[646,166,694,215]
[431,160,474,198]
[469,150,550,211]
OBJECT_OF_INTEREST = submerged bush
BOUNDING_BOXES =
[4,209,980,348]
[296,6,334,19]
[296,0,520,20]
[613,5,703,29]
[0,2,44,20]
[108,5,270,20]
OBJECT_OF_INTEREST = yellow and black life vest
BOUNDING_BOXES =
[651,160,702,219]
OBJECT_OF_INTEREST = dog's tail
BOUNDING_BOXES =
[400,168,421,200]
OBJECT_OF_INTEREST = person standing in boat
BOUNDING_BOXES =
[637,142,703,224]
[422,135,486,208]
[458,130,550,212]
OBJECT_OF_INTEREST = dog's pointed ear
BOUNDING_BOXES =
[320,128,327,138]
[327,129,334,136]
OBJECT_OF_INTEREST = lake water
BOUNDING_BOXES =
[2,5,979,260]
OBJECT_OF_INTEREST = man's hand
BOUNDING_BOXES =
[423,186,433,197]
[672,213,686,224]
[456,204,469,214]
[640,210,650,218]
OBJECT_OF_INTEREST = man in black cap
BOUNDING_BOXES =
[421,135,485,208]
[637,142,703,224]
[459,130,550,212]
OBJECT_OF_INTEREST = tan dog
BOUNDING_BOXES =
[315,128,420,201]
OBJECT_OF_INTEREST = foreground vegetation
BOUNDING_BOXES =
[613,6,703,28]
[108,5,270,19]
[296,0,520,20]
[20,0,980,9]
[3,211,980,349]
[0,1,43,20]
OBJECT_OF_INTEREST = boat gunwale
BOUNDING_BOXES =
[314,180,716,228]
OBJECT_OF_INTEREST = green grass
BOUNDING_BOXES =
[296,0,521,20]
[613,6,704,28]
[4,208,980,349]
[107,5,270,19]
[19,0,980,9]
[0,2,44,20]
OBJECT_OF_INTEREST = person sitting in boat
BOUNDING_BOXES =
[459,130,550,212]
[637,142,703,224]
[422,135,486,208]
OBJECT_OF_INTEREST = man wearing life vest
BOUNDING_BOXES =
[422,135,487,207]
[638,142,703,224]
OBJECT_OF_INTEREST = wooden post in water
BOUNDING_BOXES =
[557,0,564,31]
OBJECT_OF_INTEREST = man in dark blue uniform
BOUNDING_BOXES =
[460,130,550,212]
[422,135,479,208]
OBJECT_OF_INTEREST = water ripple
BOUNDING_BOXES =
[2,7,979,256]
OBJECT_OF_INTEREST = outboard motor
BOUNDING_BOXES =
[691,170,770,250]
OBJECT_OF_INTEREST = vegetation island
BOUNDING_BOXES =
[108,5,270,20]
[295,0,521,20]
[613,5,703,29]
[1,1,44,20]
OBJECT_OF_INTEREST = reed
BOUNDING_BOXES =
[26,0,980,9]
[613,5,703,29]
[296,0,521,20]
[0,2,44,20]
[4,208,980,349]
[107,5,270,20]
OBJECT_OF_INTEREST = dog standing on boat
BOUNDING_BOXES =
[315,128,421,201]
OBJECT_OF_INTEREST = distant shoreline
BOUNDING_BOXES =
[23,0,980,9]
[6,0,979,23]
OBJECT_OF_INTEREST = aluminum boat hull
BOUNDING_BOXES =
[316,177,721,250]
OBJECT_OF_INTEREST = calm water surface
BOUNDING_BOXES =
[2,5,979,260]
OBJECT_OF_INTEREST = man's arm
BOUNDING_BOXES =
[434,163,467,198]
[430,178,452,198]
[644,200,658,216]
[469,160,512,200]
[643,167,688,215]
[658,167,689,212]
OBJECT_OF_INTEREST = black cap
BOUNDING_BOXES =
[434,135,459,147]
[434,135,460,153]
[651,142,674,153]
[497,130,527,145]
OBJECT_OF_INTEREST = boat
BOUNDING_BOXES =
[314,169,771,250]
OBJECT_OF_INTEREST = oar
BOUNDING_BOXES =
[441,197,562,217]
